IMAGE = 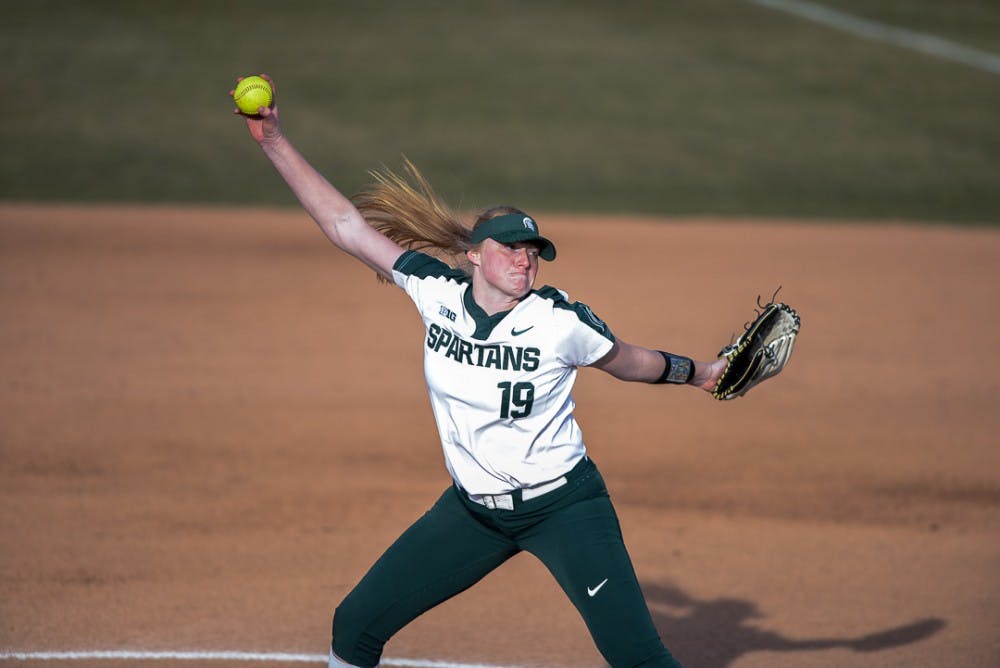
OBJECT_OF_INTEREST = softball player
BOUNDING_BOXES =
[234,76,726,668]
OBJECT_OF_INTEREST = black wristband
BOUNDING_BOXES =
[653,351,695,384]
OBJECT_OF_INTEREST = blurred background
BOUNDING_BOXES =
[3,0,999,223]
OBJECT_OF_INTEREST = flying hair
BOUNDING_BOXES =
[352,158,469,281]
[352,158,528,283]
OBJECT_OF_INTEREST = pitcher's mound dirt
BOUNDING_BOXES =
[1,204,997,667]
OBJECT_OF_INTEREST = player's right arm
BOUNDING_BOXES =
[233,75,404,281]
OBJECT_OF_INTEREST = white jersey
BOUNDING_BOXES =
[392,250,615,496]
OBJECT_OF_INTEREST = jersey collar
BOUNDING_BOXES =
[463,286,518,341]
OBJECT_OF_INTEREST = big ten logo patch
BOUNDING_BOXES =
[439,305,457,322]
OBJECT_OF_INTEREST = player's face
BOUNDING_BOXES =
[469,239,540,300]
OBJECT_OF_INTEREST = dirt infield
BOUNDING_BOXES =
[1,204,998,667]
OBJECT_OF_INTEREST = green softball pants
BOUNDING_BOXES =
[331,458,682,667]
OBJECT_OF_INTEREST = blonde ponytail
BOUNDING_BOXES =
[352,158,530,282]
[352,158,471,277]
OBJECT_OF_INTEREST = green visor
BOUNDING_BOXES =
[469,213,556,261]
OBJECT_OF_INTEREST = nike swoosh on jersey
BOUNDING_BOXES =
[511,326,535,336]
[587,578,609,597]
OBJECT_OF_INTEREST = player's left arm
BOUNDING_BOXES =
[590,339,725,392]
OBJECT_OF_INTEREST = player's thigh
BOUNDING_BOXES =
[333,488,517,661]
[522,495,679,667]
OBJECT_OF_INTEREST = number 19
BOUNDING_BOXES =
[497,381,535,419]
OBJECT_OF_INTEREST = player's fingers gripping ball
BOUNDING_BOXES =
[233,75,273,115]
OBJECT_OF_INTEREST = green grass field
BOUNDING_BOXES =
[4,0,999,222]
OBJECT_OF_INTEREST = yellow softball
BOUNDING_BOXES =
[233,75,273,115]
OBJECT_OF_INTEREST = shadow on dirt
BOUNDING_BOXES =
[642,582,946,668]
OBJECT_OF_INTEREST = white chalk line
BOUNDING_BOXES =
[0,650,520,668]
[750,0,1000,75]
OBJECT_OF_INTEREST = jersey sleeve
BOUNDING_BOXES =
[392,250,456,285]
[392,250,468,307]
[536,286,616,367]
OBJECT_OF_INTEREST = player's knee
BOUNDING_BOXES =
[331,594,385,668]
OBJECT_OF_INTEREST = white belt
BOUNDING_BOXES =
[469,475,569,510]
